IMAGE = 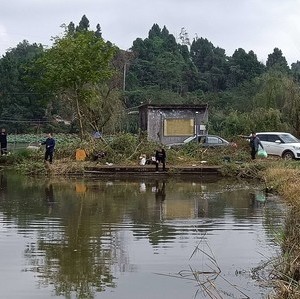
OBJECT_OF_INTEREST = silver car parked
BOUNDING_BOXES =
[168,135,234,149]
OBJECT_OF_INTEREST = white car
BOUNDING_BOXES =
[168,135,234,149]
[256,132,300,159]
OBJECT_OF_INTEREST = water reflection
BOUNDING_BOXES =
[44,182,55,214]
[155,180,166,202]
[0,173,286,299]
[0,172,7,201]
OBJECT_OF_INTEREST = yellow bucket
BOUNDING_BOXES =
[76,149,86,161]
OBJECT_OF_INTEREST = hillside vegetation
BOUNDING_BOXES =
[0,16,300,141]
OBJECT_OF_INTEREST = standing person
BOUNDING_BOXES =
[0,128,7,155]
[240,132,264,160]
[249,132,264,160]
[155,147,166,171]
[41,133,55,164]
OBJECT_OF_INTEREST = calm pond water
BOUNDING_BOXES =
[0,172,286,299]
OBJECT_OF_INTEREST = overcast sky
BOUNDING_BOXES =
[1,0,300,65]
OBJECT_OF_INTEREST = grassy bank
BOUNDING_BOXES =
[2,131,278,181]
[262,163,300,299]
[1,132,266,175]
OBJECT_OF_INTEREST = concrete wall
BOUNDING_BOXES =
[139,104,208,145]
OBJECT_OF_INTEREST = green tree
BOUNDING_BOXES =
[281,76,300,135]
[76,14,90,32]
[80,85,124,134]
[127,24,204,105]
[227,48,265,87]
[67,22,75,35]
[95,24,102,38]
[209,107,288,137]
[253,71,287,109]
[248,107,287,132]
[250,71,300,133]
[35,21,117,138]
[0,40,46,132]
[291,60,300,82]
[266,47,289,72]
[190,37,228,91]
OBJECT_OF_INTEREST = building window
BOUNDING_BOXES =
[163,118,194,136]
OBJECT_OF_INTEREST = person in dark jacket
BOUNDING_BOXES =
[249,132,264,159]
[155,147,166,171]
[240,132,264,160]
[0,128,7,155]
[41,133,55,164]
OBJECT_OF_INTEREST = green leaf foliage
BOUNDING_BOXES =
[266,47,290,73]
[0,41,47,132]
[34,21,118,137]
[1,19,300,139]
[37,30,116,91]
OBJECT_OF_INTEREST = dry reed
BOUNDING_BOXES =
[263,165,300,299]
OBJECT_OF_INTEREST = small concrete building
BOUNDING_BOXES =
[139,104,208,145]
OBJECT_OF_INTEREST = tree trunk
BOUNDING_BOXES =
[75,94,84,139]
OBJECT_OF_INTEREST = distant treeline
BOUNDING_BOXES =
[1,15,300,137]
